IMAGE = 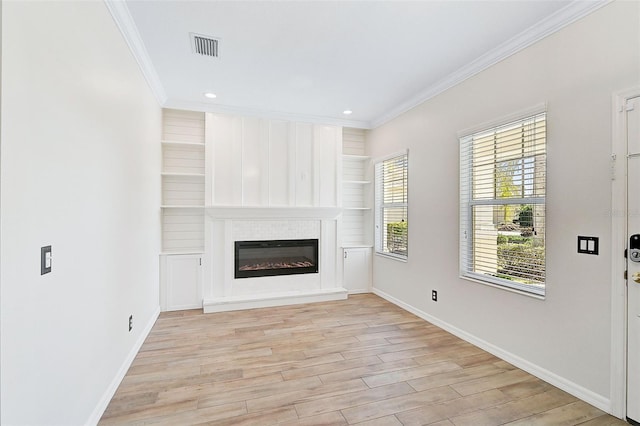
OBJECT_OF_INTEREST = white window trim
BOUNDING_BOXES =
[374,149,409,262]
[459,110,546,297]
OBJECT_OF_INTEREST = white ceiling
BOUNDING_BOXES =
[114,1,606,128]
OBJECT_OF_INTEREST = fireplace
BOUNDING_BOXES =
[234,239,319,279]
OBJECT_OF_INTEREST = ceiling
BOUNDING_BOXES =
[113,1,606,128]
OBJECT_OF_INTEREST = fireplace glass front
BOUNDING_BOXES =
[234,239,319,279]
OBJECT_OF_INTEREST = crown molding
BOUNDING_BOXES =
[370,0,612,129]
[104,0,167,105]
[164,99,372,129]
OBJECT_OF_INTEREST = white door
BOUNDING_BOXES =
[343,248,371,293]
[627,96,640,423]
[165,254,203,311]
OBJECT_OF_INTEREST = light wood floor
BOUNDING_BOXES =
[100,294,626,425]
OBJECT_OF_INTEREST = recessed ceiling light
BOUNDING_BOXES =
[204,92,217,99]
[343,110,353,115]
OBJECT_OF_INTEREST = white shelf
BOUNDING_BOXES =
[160,250,204,255]
[161,140,205,147]
[161,172,205,178]
[343,180,371,185]
[161,205,205,209]
[344,207,371,211]
[342,244,373,248]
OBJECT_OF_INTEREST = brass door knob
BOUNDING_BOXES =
[633,272,640,284]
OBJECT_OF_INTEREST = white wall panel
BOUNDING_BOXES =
[269,121,291,206]
[316,125,339,206]
[211,114,242,205]
[295,123,314,206]
[241,117,265,206]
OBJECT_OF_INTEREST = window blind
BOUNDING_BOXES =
[460,113,546,295]
[375,152,408,259]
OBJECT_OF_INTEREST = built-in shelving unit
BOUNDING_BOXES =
[161,109,206,254]
[341,128,373,293]
[341,128,372,248]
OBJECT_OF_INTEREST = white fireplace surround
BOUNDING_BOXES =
[202,206,347,313]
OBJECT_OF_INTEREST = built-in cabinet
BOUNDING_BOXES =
[160,254,202,311]
[343,247,372,293]
[340,128,372,292]
[159,110,373,311]
[160,109,206,311]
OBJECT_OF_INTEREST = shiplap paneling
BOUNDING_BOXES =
[163,109,205,144]
[343,128,366,156]
[342,185,366,209]
[342,210,368,246]
[343,158,367,182]
[162,145,205,174]
[162,108,206,253]
[341,127,372,247]
[162,176,205,206]
[162,208,205,252]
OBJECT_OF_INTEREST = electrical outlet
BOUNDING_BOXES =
[432,290,438,302]
[129,315,133,332]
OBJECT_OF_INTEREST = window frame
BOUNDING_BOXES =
[459,109,546,297]
[374,150,409,262]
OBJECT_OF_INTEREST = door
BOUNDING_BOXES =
[343,248,371,293]
[627,96,640,423]
[164,254,203,311]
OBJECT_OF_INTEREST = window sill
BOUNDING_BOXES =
[460,274,545,300]
[375,252,408,263]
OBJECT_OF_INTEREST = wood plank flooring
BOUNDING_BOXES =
[100,294,626,425]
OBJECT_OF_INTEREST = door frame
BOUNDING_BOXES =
[611,86,640,418]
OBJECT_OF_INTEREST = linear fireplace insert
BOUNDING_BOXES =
[234,239,319,279]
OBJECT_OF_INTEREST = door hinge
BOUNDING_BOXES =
[624,270,627,280]
[625,248,628,258]
[199,258,202,266]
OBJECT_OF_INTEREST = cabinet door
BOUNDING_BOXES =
[165,255,202,311]
[343,248,371,293]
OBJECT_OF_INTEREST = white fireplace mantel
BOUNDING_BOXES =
[205,206,342,220]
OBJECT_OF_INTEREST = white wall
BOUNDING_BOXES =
[367,0,639,408]
[1,2,161,424]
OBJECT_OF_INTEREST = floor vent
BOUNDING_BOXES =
[191,33,219,58]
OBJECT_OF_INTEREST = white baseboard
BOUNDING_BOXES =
[203,288,348,313]
[372,288,612,414]
[85,306,161,426]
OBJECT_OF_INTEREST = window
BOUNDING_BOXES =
[460,113,546,296]
[375,151,408,260]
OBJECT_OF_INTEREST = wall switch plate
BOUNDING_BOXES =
[41,246,52,275]
[577,236,599,255]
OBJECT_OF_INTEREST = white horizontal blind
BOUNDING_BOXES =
[375,152,408,259]
[460,113,546,295]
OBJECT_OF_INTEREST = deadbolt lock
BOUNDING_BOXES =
[633,272,640,284]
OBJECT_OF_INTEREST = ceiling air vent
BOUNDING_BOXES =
[190,33,220,58]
